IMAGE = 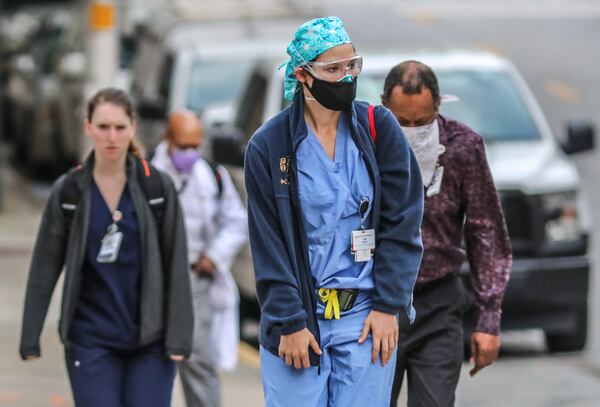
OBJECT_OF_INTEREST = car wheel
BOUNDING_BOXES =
[546,305,587,352]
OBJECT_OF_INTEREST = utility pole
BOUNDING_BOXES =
[86,0,119,93]
[82,0,119,156]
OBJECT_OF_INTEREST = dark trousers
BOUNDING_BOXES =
[65,341,176,407]
[390,274,467,407]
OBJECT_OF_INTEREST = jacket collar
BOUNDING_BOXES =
[289,91,309,151]
[288,91,360,152]
[436,114,450,145]
[152,141,174,171]
[78,151,138,189]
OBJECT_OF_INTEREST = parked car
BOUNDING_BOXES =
[2,4,84,179]
[130,6,322,154]
[211,51,595,352]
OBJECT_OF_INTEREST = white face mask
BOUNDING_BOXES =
[401,120,440,186]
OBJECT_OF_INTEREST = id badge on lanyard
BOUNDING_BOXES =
[351,197,375,262]
[97,210,123,264]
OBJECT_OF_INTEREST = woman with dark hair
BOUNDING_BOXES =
[19,88,193,406]
[244,16,424,406]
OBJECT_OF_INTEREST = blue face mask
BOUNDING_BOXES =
[170,148,200,174]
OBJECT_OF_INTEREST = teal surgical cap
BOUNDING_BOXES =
[280,16,352,101]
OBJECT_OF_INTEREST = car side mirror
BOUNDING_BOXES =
[209,126,246,167]
[138,97,166,120]
[562,121,595,155]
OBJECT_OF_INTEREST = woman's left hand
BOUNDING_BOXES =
[358,310,399,366]
[169,355,185,362]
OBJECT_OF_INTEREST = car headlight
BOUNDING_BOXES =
[541,191,582,243]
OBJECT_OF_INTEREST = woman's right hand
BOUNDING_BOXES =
[278,328,322,369]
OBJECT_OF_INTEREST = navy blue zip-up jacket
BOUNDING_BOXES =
[244,93,424,365]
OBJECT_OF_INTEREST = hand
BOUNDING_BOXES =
[169,354,185,362]
[358,310,399,366]
[194,255,215,275]
[279,328,322,369]
[24,355,39,362]
[469,332,500,376]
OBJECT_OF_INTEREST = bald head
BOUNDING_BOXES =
[382,61,440,127]
[382,60,440,106]
[167,110,202,148]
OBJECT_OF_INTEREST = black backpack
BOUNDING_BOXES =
[60,157,223,235]
[205,160,224,198]
[60,158,167,235]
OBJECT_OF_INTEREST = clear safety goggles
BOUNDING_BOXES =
[303,55,363,82]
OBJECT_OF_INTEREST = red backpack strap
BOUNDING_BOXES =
[140,158,151,177]
[368,104,377,144]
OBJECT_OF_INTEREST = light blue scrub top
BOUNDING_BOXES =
[297,114,375,306]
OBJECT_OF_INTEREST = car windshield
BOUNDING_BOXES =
[186,59,253,113]
[358,69,541,141]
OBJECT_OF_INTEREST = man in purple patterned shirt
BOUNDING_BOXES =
[382,61,512,407]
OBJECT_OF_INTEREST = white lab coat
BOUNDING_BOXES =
[152,141,248,371]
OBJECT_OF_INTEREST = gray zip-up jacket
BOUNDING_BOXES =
[19,154,193,359]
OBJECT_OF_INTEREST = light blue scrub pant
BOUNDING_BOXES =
[260,308,397,407]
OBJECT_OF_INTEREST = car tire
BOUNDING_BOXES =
[546,305,587,352]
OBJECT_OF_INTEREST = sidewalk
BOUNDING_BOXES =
[0,166,263,407]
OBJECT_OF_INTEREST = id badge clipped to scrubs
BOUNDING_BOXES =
[351,197,375,262]
[97,210,123,263]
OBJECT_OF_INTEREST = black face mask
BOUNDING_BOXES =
[304,73,357,111]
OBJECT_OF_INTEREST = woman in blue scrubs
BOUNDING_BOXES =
[20,88,193,406]
[244,17,424,406]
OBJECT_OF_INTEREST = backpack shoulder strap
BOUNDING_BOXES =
[205,160,224,198]
[368,104,377,144]
[60,165,83,236]
[136,158,166,230]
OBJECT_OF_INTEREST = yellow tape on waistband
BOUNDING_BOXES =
[318,288,340,320]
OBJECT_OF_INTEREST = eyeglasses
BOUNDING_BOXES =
[303,55,363,82]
